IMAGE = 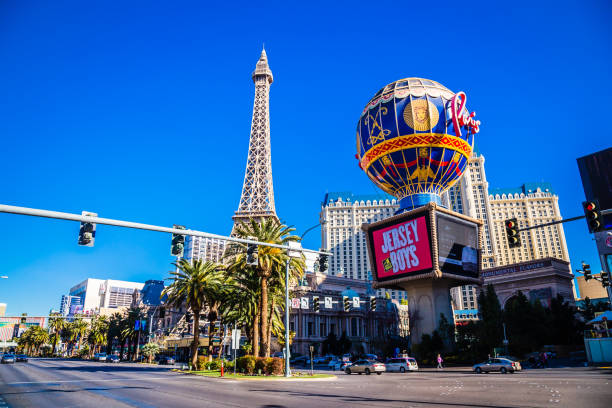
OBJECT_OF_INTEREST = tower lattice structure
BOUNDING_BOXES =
[233,49,278,226]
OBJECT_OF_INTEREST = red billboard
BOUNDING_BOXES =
[368,213,433,281]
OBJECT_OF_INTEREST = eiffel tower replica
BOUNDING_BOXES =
[233,49,278,229]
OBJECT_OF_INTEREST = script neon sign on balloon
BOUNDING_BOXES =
[371,215,433,279]
[451,91,480,137]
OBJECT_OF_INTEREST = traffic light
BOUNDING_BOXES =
[601,271,610,287]
[318,253,328,273]
[159,308,165,318]
[246,239,258,266]
[171,225,186,257]
[313,296,320,313]
[583,200,603,233]
[343,296,350,312]
[582,262,592,281]
[505,218,521,248]
[78,211,97,247]
[370,296,377,311]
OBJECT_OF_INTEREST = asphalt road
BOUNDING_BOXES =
[1,359,611,407]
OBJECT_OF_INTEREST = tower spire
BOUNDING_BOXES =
[233,51,277,225]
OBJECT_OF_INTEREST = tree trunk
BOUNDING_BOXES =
[260,276,269,357]
[191,309,200,369]
[265,298,275,358]
[120,340,125,360]
[207,308,217,362]
[52,335,58,355]
[253,309,260,357]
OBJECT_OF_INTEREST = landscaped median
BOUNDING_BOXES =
[172,369,336,381]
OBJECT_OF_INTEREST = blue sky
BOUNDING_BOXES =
[0,1,610,315]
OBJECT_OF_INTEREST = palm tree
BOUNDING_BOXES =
[106,312,124,355]
[227,217,304,357]
[122,307,144,361]
[88,315,108,356]
[162,259,224,369]
[48,314,65,355]
[71,318,89,355]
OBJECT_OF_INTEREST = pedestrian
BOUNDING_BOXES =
[437,353,443,369]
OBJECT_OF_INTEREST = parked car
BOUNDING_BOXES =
[363,354,378,360]
[16,354,29,362]
[158,356,175,365]
[1,354,16,364]
[290,356,308,366]
[345,359,385,375]
[329,359,352,371]
[473,358,521,374]
[93,353,107,362]
[272,352,284,358]
[386,357,418,373]
[107,355,120,363]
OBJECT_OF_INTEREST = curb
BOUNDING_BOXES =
[173,370,337,381]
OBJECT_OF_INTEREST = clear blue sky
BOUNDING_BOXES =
[0,1,610,315]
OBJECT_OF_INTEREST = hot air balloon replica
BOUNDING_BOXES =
[359,78,484,341]
[356,78,480,211]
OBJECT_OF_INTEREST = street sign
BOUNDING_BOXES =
[291,298,300,309]
[352,297,360,308]
[324,296,333,309]
[301,297,309,309]
[288,241,302,258]
[232,329,241,349]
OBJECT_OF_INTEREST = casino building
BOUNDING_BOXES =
[322,151,573,317]
[481,258,575,307]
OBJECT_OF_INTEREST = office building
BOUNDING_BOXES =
[576,274,609,301]
[59,295,81,316]
[68,278,144,314]
[184,236,226,263]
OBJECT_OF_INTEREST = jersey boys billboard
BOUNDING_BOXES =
[363,204,482,287]
[371,215,433,280]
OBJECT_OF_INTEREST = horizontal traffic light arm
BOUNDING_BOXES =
[516,208,612,233]
[0,204,332,256]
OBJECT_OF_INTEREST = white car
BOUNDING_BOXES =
[329,359,352,371]
[386,357,419,373]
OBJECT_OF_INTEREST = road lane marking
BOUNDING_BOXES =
[6,376,173,385]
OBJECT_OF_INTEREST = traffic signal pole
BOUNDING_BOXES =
[0,204,331,256]
[513,208,612,234]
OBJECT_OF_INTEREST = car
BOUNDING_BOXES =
[1,354,16,364]
[386,357,418,373]
[329,360,352,371]
[272,352,284,358]
[158,356,175,365]
[345,359,385,375]
[363,354,378,360]
[15,354,28,362]
[290,356,308,366]
[93,352,107,362]
[473,358,521,374]
[107,355,120,363]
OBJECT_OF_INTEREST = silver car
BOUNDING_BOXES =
[345,359,385,375]
[386,357,419,372]
[473,358,521,374]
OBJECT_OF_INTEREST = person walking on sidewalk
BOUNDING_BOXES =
[437,354,443,369]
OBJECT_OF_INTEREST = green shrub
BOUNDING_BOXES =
[197,356,207,371]
[255,357,268,374]
[207,360,222,370]
[236,356,257,374]
[265,357,284,375]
